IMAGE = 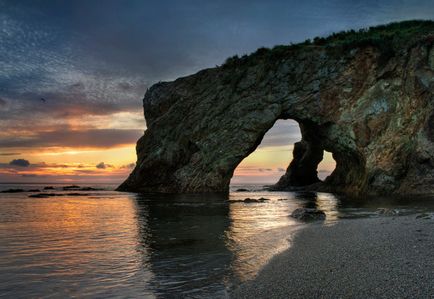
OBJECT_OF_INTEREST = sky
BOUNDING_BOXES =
[0,0,433,184]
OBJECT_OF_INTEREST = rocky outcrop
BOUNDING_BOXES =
[118,21,434,196]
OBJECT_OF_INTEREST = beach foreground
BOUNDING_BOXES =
[232,215,434,298]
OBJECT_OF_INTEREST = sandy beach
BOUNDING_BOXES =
[232,215,434,298]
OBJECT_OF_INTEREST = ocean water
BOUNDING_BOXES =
[1,183,434,298]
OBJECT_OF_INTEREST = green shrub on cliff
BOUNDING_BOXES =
[222,20,434,68]
[314,20,434,50]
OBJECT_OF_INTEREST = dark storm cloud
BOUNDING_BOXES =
[9,158,30,167]
[0,129,142,148]
[1,0,434,152]
[4,0,434,92]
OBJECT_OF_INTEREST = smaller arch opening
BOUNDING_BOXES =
[317,150,337,181]
[230,119,337,189]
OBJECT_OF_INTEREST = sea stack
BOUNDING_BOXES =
[118,21,434,196]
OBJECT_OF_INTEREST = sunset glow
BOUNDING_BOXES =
[231,120,336,184]
[0,0,357,185]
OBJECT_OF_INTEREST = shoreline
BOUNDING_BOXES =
[231,214,434,298]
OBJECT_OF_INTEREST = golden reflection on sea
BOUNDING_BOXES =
[225,192,304,282]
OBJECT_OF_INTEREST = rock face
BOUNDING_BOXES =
[118,21,434,196]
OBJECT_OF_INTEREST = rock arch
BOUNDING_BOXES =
[118,23,434,196]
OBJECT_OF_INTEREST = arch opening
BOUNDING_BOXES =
[230,119,337,189]
[317,150,337,181]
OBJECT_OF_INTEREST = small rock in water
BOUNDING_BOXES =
[236,188,249,192]
[243,198,258,203]
[28,189,40,192]
[291,208,326,221]
[0,189,25,193]
[29,193,60,198]
[63,185,81,190]
[43,186,55,190]
[243,197,270,203]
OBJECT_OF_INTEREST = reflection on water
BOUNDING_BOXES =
[1,184,434,298]
[135,193,232,297]
[227,190,303,283]
[0,190,152,298]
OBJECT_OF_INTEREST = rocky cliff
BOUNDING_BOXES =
[118,21,434,196]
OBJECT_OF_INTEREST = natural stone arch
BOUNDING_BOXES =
[118,22,434,196]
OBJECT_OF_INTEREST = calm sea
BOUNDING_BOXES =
[0,183,433,298]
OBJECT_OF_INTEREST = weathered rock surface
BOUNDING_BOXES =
[118,21,434,196]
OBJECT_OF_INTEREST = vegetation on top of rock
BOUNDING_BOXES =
[223,20,434,68]
[315,20,434,48]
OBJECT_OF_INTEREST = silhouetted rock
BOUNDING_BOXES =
[118,21,434,196]
[243,197,270,203]
[28,192,91,198]
[0,189,25,193]
[236,188,249,192]
[62,185,80,190]
[243,198,258,203]
[43,186,55,190]
[291,208,326,221]
[29,193,59,198]
[28,189,40,192]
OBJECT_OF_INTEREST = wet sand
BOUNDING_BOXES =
[232,215,434,298]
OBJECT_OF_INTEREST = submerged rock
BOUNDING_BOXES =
[291,208,326,221]
[416,213,434,219]
[118,21,434,196]
[377,208,400,216]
